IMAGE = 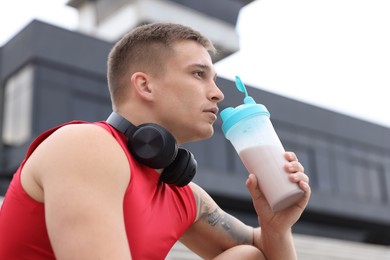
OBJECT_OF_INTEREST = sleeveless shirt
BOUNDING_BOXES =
[0,121,196,259]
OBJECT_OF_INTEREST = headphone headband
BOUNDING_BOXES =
[106,112,135,136]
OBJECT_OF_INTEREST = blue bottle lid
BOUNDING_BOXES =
[220,76,270,135]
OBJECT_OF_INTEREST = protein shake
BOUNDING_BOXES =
[220,76,304,211]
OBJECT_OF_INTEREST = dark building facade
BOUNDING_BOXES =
[1,20,390,248]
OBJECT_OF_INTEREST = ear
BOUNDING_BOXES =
[130,72,154,101]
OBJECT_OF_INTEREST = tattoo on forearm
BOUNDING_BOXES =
[201,198,251,245]
[207,209,222,227]
[208,209,233,234]
[221,217,232,232]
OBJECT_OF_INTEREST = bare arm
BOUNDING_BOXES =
[180,182,261,259]
[25,124,132,259]
[180,152,310,260]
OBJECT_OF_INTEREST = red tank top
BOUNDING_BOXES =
[0,121,196,259]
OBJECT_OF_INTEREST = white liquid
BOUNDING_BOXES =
[239,145,304,211]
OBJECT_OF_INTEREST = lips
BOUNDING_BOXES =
[204,107,219,123]
[205,107,219,115]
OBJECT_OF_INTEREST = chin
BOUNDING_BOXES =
[200,128,214,140]
[183,129,214,144]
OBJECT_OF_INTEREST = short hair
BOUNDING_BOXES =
[107,22,216,106]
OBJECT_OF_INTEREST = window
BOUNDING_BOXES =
[2,65,34,146]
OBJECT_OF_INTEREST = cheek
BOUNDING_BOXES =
[159,86,203,117]
[173,93,197,109]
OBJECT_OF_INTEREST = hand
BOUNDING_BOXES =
[245,151,311,234]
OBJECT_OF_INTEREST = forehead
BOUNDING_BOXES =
[169,40,214,67]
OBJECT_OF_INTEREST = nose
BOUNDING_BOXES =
[210,80,224,102]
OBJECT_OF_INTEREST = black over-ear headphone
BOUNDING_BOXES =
[106,112,197,187]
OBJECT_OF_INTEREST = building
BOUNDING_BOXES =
[1,0,390,258]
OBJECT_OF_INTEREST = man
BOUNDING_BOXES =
[0,23,310,259]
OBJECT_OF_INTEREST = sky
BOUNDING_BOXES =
[1,0,389,129]
[215,0,390,129]
[0,0,78,45]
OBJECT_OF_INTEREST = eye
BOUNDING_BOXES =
[194,71,204,78]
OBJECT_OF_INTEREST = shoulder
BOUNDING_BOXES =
[39,123,126,167]
[41,123,123,157]
[51,123,114,143]
[29,123,130,195]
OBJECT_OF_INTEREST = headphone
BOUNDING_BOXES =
[106,112,197,187]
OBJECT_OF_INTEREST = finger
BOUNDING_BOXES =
[289,172,310,184]
[284,151,298,162]
[246,174,261,199]
[298,179,311,199]
[246,174,271,203]
[285,161,304,173]
[246,174,270,212]
[293,174,311,208]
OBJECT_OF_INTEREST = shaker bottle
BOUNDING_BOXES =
[220,76,304,211]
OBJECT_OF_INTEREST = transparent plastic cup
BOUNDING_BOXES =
[220,76,304,211]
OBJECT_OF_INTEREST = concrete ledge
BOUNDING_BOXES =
[167,235,390,260]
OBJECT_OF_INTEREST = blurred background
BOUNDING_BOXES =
[1,0,390,258]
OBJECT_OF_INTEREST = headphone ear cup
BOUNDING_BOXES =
[160,148,197,187]
[106,112,197,187]
[128,124,178,169]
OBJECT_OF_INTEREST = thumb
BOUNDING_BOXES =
[246,174,270,213]
[246,173,261,199]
